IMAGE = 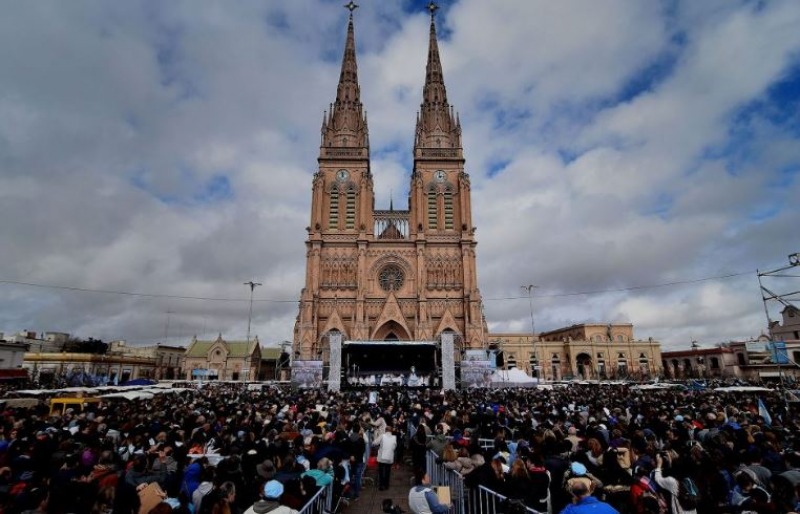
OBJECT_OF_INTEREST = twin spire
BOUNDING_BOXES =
[321,3,368,151]
[321,2,461,157]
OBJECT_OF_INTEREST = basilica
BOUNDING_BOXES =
[292,5,662,388]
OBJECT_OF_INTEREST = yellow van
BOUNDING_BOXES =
[49,397,101,416]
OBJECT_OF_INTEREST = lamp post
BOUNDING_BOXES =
[243,281,261,382]
[521,285,538,380]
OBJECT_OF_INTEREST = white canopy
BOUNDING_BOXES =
[488,369,540,388]
[714,386,774,393]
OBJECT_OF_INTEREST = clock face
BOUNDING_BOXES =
[434,170,446,183]
[336,169,350,182]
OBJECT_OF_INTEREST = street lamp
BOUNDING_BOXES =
[244,281,262,344]
[521,285,538,379]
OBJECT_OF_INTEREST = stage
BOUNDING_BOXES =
[342,341,438,388]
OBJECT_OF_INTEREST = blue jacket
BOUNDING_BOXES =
[559,496,620,514]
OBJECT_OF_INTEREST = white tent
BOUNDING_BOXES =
[488,369,540,388]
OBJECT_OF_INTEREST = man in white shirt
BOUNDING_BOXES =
[377,424,398,490]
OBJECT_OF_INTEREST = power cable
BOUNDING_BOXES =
[0,269,754,304]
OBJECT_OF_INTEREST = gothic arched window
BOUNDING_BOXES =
[379,265,405,292]
[345,187,356,229]
[329,185,339,229]
[427,188,438,229]
[443,187,454,230]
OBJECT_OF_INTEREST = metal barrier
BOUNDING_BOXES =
[426,450,547,514]
[425,450,467,514]
[297,481,333,514]
[474,485,542,514]
[424,435,513,451]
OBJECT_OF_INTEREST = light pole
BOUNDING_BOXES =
[242,280,262,382]
[521,285,538,380]
[244,281,262,344]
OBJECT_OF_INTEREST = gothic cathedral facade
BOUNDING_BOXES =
[293,10,488,362]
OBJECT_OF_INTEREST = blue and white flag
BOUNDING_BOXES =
[757,397,772,426]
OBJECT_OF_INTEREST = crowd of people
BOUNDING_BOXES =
[0,379,799,514]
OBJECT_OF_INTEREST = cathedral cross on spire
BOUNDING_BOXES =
[427,1,439,17]
[345,1,359,15]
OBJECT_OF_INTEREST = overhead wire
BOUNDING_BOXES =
[0,269,755,304]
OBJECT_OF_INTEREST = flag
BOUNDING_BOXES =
[758,397,772,426]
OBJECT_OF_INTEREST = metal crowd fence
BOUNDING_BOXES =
[426,450,468,514]
[474,485,542,514]
[297,481,333,514]
[424,434,503,451]
[426,450,547,514]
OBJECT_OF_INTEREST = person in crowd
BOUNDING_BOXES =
[192,465,216,514]
[408,469,450,514]
[1,376,798,514]
[652,453,697,514]
[559,478,619,514]
[198,481,236,514]
[242,479,299,514]
[377,424,398,491]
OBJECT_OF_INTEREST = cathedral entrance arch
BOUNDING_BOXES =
[372,320,411,341]
[575,352,593,379]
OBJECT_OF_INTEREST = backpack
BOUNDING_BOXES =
[677,476,700,510]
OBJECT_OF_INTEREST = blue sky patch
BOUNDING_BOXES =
[130,168,234,206]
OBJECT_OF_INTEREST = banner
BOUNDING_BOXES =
[769,341,789,364]
[464,350,489,362]
[291,360,324,388]
[460,360,493,388]
[745,341,768,352]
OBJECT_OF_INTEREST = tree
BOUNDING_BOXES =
[63,337,109,354]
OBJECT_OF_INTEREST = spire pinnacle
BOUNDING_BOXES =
[321,5,369,154]
[427,1,439,18]
[415,1,462,157]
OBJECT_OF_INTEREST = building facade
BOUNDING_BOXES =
[109,341,185,380]
[0,339,29,381]
[662,336,800,381]
[491,323,663,381]
[184,335,261,381]
[23,353,156,385]
[293,8,486,362]
[771,306,800,343]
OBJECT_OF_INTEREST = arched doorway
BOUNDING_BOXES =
[575,353,593,379]
[372,320,411,341]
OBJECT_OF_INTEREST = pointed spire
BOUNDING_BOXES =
[321,4,369,153]
[415,2,462,157]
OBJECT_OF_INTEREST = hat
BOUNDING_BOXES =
[256,459,275,480]
[264,479,284,499]
[570,462,587,476]
[674,415,684,422]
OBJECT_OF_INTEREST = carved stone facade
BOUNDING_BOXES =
[293,11,487,361]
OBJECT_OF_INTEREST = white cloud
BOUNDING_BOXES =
[1,0,799,351]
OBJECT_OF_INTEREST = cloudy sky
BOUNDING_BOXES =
[1,0,798,350]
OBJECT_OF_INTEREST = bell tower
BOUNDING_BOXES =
[407,3,485,347]
[294,2,487,364]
